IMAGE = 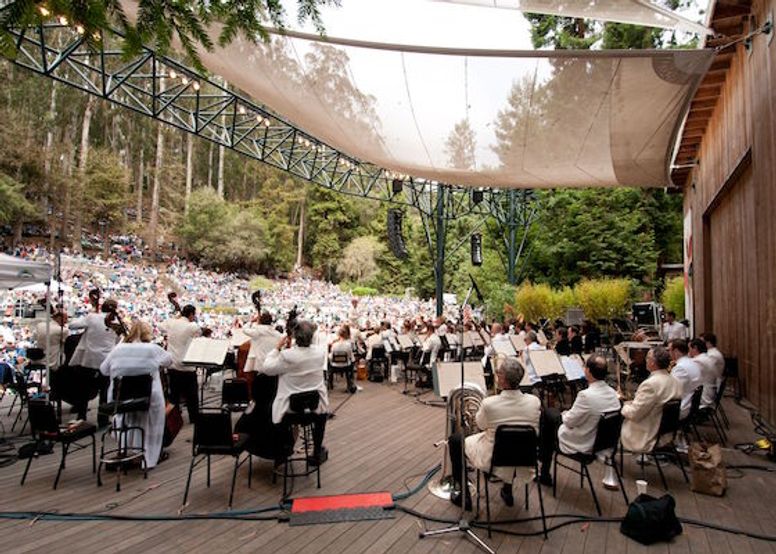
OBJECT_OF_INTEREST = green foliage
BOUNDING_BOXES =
[177,188,270,272]
[515,282,556,323]
[0,172,36,223]
[337,235,383,284]
[349,286,378,297]
[661,276,685,319]
[250,276,275,291]
[83,148,129,227]
[574,279,633,321]
[0,1,339,72]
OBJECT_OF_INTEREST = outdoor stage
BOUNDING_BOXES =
[0,381,774,554]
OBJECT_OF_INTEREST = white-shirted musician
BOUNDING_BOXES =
[661,311,688,342]
[159,304,201,423]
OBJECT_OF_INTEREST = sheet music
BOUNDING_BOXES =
[230,329,249,347]
[561,355,586,381]
[492,339,517,357]
[434,361,487,398]
[183,338,230,366]
[527,349,565,378]
[397,334,414,350]
[510,335,527,352]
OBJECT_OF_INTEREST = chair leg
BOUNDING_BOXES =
[54,443,69,490]
[612,455,629,506]
[537,479,548,539]
[718,404,729,429]
[653,454,669,490]
[485,473,491,539]
[476,470,481,516]
[248,454,253,488]
[583,464,602,516]
[20,441,37,485]
[206,454,211,487]
[91,435,96,473]
[229,456,239,509]
[183,456,196,507]
[552,452,558,498]
[524,483,529,511]
[673,446,689,483]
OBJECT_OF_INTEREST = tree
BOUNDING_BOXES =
[445,119,476,170]
[337,236,383,283]
[1,1,341,72]
[83,148,130,228]
[0,173,36,224]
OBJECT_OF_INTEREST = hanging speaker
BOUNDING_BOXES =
[471,233,483,266]
[387,209,409,260]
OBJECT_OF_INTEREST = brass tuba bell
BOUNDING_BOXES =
[428,383,485,500]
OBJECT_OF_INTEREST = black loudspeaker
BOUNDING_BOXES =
[471,233,483,266]
[387,209,409,260]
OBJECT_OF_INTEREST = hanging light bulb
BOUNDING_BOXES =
[192,82,200,91]
[75,24,85,35]
[39,7,50,17]
[169,70,178,79]
[58,16,68,25]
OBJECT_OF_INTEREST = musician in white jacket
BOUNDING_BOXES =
[539,355,621,485]
[262,321,330,464]
[243,312,282,373]
[69,299,120,425]
[448,357,541,509]
[100,320,172,468]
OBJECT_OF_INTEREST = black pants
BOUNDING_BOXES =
[69,367,109,426]
[540,408,562,478]
[168,369,199,424]
[282,413,327,458]
[448,432,468,489]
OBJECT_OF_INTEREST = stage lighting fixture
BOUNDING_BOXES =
[471,233,483,266]
[387,209,409,260]
[472,189,484,204]
[392,179,403,195]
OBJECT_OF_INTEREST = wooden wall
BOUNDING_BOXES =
[684,0,776,423]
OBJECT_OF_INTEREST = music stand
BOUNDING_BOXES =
[420,278,494,554]
[182,338,230,405]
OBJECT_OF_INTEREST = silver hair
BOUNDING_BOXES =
[526,330,538,343]
[499,356,525,390]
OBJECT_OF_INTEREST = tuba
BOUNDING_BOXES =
[428,383,485,499]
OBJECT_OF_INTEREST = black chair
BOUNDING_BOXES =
[97,374,153,491]
[693,379,728,444]
[476,425,547,539]
[21,398,96,489]
[8,369,40,433]
[622,399,689,491]
[553,411,628,516]
[328,352,352,390]
[276,390,322,498]
[369,345,389,382]
[724,356,739,401]
[402,349,429,393]
[183,408,251,509]
[221,378,250,412]
[681,386,705,442]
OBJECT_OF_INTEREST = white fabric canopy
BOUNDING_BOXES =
[0,254,51,290]
[14,280,71,293]
[436,0,711,35]
[123,1,715,188]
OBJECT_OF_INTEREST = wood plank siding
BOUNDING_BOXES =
[675,0,776,424]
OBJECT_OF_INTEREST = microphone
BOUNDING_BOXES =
[469,274,485,304]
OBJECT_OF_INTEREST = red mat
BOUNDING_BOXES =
[291,492,394,513]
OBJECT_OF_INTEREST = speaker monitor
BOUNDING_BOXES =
[471,233,483,266]
[387,209,409,260]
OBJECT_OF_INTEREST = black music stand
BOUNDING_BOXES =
[420,276,494,554]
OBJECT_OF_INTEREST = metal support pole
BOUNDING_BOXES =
[435,185,447,317]
[507,189,517,285]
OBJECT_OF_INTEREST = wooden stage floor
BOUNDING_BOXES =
[0,380,775,553]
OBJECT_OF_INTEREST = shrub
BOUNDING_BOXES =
[515,282,555,322]
[351,286,378,297]
[661,276,685,320]
[574,278,632,321]
[250,275,275,291]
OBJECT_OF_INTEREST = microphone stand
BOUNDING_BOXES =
[419,280,494,554]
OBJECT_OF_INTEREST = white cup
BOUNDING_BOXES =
[636,479,648,496]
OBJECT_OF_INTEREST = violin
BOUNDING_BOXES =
[104,306,128,337]
[251,290,262,314]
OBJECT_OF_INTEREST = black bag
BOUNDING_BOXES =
[620,494,683,545]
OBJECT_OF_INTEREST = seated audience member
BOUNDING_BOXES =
[447,357,541,509]
[99,320,172,468]
[621,346,682,454]
[701,332,725,407]
[688,338,718,409]
[262,321,330,465]
[329,324,356,393]
[568,326,584,356]
[539,355,621,485]
[668,339,703,420]
[554,327,571,356]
